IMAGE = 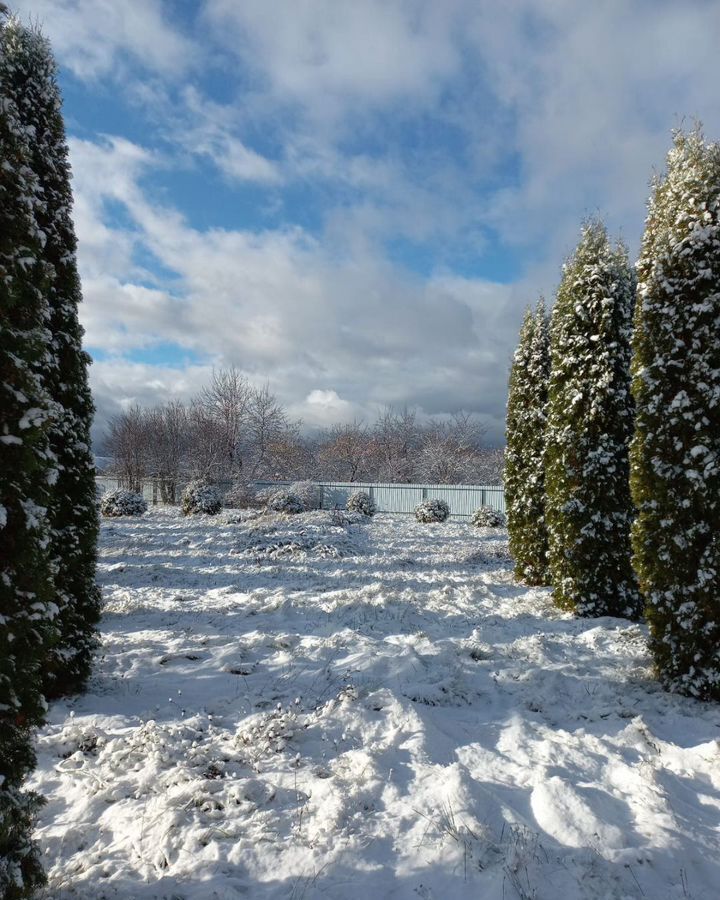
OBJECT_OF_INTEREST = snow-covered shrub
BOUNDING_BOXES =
[630,129,720,700]
[266,490,304,514]
[290,480,322,510]
[100,488,147,518]
[471,506,506,528]
[415,498,450,523]
[346,490,376,517]
[223,481,258,509]
[255,486,277,507]
[182,480,222,516]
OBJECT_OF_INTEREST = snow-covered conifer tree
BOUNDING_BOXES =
[505,299,550,584]
[3,19,100,698]
[545,221,640,619]
[631,129,720,700]
[0,14,54,896]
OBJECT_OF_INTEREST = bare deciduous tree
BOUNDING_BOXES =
[104,406,150,492]
[199,366,251,479]
[416,412,487,484]
[318,421,373,482]
[372,407,420,482]
[145,401,188,502]
[244,383,290,479]
[101,370,502,492]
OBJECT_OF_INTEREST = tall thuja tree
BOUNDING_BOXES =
[631,129,720,700]
[0,15,55,897]
[545,221,641,619]
[505,299,550,585]
[3,19,100,697]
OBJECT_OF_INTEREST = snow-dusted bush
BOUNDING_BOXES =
[100,489,147,518]
[471,506,506,528]
[223,481,258,509]
[415,498,450,523]
[255,486,277,507]
[182,481,222,516]
[266,490,304,515]
[346,490,376,517]
[290,480,322,510]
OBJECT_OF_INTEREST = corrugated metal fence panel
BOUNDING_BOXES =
[308,481,505,520]
[95,477,504,519]
[371,484,424,515]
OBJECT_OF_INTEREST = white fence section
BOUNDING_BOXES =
[96,477,505,520]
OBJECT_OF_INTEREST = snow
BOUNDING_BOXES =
[30,508,720,900]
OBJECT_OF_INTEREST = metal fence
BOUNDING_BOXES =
[96,477,505,520]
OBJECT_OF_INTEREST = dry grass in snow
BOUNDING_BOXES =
[30,508,720,899]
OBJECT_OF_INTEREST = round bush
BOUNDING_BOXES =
[415,498,450,523]
[290,480,322,510]
[346,490,376,517]
[182,480,222,516]
[471,506,507,528]
[266,490,304,514]
[100,488,147,517]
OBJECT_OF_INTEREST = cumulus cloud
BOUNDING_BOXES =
[19,1,720,448]
[13,0,197,80]
[69,135,520,443]
[89,361,213,447]
[174,87,281,185]
[204,0,462,120]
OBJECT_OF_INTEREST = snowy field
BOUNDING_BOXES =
[31,508,720,900]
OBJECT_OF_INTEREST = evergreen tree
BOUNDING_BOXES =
[0,15,54,896]
[505,299,550,585]
[545,221,641,619]
[3,19,100,698]
[630,129,720,700]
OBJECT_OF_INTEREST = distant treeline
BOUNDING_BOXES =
[103,367,504,498]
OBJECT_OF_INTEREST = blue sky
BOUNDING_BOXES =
[14,0,720,444]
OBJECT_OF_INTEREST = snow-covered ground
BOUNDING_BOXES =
[31,508,720,900]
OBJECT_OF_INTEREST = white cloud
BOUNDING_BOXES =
[69,137,154,280]
[299,389,359,427]
[89,361,213,445]
[465,0,720,257]
[34,1,720,448]
[204,0,462,120]
[14,0,197,80]
[71,136,519,443]
[176,87,281,184]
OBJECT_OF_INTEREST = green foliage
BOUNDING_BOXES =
[630,129,720,700]
[505,300,550,584]
[0,15,55,896]
[0,780,47,900]
[545,221,640,619]
[2,19,100,699]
